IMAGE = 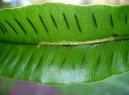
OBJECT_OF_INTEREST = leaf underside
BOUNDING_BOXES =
[0,3,129,85]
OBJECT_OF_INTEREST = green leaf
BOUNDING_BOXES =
[0,3,129,85]
[59,72,129,95]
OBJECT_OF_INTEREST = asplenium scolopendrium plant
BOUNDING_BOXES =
[0,3,129,85]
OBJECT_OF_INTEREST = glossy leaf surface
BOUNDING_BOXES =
[0,3,129,85]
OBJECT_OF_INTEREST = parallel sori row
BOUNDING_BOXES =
[0,3,129,43]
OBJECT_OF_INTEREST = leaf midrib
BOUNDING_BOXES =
[0,36,129,46]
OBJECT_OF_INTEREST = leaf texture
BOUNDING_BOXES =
[0,3,129,85]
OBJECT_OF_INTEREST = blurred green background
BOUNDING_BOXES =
[0,0,129,95]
